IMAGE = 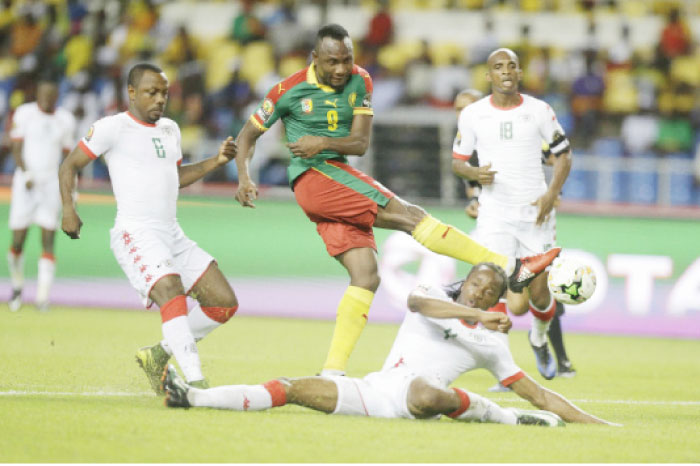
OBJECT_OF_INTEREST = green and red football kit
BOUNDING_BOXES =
[250,63,395,256]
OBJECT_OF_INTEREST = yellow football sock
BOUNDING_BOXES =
[412,215,508,268]
[322,286,374,372]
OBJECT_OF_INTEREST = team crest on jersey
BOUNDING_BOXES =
[301,98,313,114]
[85,125,94,141]
[256,98,275,123]
[348,92,357,107]
[362,93,372,108]
[161,125,174,137]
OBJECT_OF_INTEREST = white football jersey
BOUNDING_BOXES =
[10,102,76,180]
[454,94,567,220]
[381,284,516,387]
[78,112,183,224]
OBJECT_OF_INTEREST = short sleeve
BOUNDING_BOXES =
[9,105,27,140]
[453,109,476,161]
[352,65,373,116]
[79,116,117,160]
[414,283,451,301]
[537,103,569,155]
[250,83,287,132]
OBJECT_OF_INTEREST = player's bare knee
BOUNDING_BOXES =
[150,275,185,304]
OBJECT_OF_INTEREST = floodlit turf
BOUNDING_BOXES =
[1,306,699,462]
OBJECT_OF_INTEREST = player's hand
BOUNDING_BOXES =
[235,179,258,208]
[465,198,479,219]
[216,136,237,165]
[481,311,511,333]
[476,163,497,185]
[25,179,34,190]
[62,209,83,239]
[532,191,557,225]
[286,135,325,158]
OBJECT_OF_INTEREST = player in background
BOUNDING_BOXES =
[453,89,576,381]
[163,262,616,427]
[7,78,76,312]
[59,63,239,393]
[452,48,573,381]
[233,24,560,377]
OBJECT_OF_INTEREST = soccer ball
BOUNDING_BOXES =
[547,257,596,305]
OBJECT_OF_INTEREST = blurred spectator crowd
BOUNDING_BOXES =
[0,0,699,189]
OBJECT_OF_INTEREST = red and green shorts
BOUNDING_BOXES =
[293,160,395,257]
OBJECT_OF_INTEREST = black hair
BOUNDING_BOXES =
[442,262,508,302]
[315,24,349,49]
[127,63,163,88]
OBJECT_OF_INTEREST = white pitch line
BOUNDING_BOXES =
[0,390,699,406]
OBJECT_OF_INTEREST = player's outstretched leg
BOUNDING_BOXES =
[136,343,171,395]
[162,365,289,411]
[376,199,560,292]
[548,303,577,377]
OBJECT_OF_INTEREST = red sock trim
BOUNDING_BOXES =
[500,371,525,387]
[529,299,556,321]
[9,247,21,257]
[160,295,188,323]
[447,388,471,418]
[202,305,238,323]
[40,252,55,262]
[263,380,287,407]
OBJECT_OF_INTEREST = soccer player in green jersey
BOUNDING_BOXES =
[233,24,560,376]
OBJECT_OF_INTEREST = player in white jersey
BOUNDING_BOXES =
[58,63,239,393]
[452,49,573,380]
[161,263,615,426]
[7,79,76,312]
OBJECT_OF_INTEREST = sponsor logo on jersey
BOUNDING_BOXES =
[301,98,313,114]
[256,98,275,123]
[324,98,337,108]
[85,125,94,141]
[361,93,372,108]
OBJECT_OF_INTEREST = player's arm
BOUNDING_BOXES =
[286,113,372,159]
[58,146,93,239]
[10,139,33,189]
[234,120,264,208]
[407,286,511,333]
[178,137,236,188]
[534,140,571,225]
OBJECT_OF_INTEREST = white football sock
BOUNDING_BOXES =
[187,304,222,340]
[36,256,56,305]
[453,391,517,425]
[7,250,24,290]
[161,315,203,382]
[160,303,222,353]
[189,384,273,410]
[529,296,555,346]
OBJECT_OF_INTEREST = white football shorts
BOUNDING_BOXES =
[328,367,440,420]
[110,220,214,307]
[472,208,556,258]
[9,170,61,230]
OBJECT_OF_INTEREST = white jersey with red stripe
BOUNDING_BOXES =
[453,94,567,222]
[10,102,76,180]
[78,111,183,225]
[380,284,523,388]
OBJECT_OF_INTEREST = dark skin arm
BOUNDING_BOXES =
[59,147,92,239]
[286,114,372,158]
[178,137,236,188]
[451,160,496,185]
[234,120,263,208]
[407,288,512,333]
[533,150,571,225]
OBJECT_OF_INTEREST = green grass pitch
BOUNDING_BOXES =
[1,306,699,462]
